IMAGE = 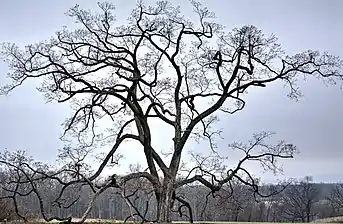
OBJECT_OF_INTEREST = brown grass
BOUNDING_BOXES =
[22,220,335,224]
[313,216,343,223]
[19,218,341,224]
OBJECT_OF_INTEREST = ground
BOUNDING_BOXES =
[28,218,342,224]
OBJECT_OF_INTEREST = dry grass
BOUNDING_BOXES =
[313,216,343,223]
[31,219,120,223]
[17,218,342,224]
[23,220,335,224]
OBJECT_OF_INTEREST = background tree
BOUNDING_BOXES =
[215,179,254,221]
[326,183,343,217]
[0,0,342,223]
[0,170,16,221]
[281,176,320,222]
[262,184,286,222]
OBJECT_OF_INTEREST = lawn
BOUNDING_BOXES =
[28,219,338,224]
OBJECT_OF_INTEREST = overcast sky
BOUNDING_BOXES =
[0,0,342,183]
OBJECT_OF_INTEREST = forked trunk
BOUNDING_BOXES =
[156,180,174,223]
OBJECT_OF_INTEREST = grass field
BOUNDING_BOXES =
[30,220,307,224]
[27,222,329,224]
[28,218,343,224]
[26,221,337,224]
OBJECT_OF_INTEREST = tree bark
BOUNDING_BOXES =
[155,179,174,223]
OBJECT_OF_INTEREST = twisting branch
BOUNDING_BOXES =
[173,193,194,223]
[176,131,296,200]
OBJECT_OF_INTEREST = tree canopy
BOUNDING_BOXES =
[0,1,342,223]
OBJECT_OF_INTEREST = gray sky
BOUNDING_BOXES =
[0,0,342,183]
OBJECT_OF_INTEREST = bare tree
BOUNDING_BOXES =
[262,184,286,222]
[327,183,343,216]
[281,176,320,222]
[0,0,342,223]
[0,171,16,221]
[215,179,253,221]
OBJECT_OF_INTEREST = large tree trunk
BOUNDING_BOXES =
[155,179,174,223]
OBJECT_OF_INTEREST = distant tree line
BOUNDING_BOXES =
[1,170,342,222]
